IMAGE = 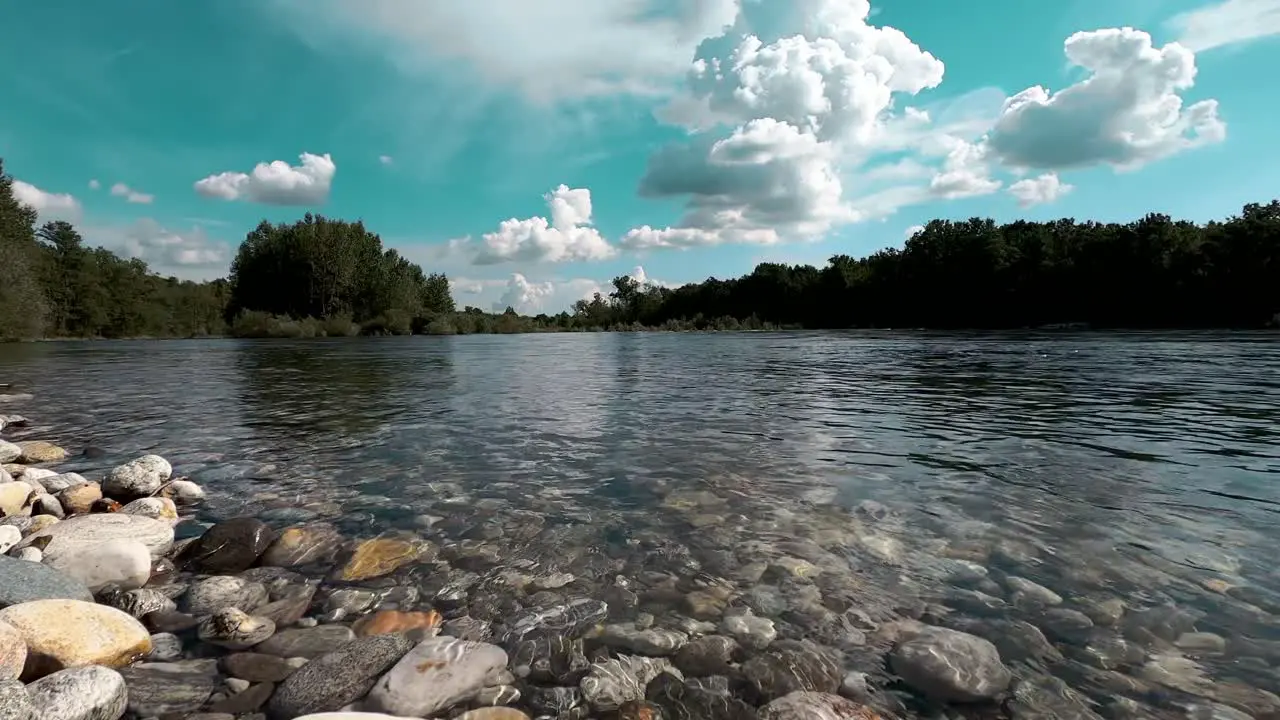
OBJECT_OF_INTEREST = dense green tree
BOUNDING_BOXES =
[0,159,48,339]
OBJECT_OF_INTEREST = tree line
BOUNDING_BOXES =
[2,155,1278,340]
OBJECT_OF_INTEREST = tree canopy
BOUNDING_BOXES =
[2,154,1278,340]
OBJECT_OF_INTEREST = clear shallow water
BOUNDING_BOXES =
[3,332,1280,716]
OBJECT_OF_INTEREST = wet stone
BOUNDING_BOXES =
[673,634,741,677]
[510,631,590,684]
[741,639,842,703]
[758,691,883,720]
[198,607,276,649]
[598,623,688,656]
[645,671,758,720]
[147,632,184,661]
[118,659,219,716]
[1007,674,1105,720]
[505,598,608,643]
[183,575,269,616]
[144,610,200,634]
[0,599,153,677]
[524,685,587,718]
[258,523,343,568]
[190,517,276,574]
[944,617,1063,665]
[352,609,443,638]
[364,636,510,717]
[255,625,356,658]
[98,587,177,619]
[207,681,276,714]
[443,615,493,642]
[720,613,777,650]
[255,583,318,628]
[582,655,682,712]
[222,652,301,683]
[1005,576,1064,606]
[267,633,415,720]
[889,626,1012,703]
[1038,608,1096,645]
[331,537,427,582]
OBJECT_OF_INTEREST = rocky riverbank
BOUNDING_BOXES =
[2,394,1280,720]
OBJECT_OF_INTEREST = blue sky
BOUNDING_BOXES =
[2,0,1278,313]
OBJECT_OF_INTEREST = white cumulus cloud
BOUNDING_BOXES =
[1008,173,1074,207]
[90,219,231,280]
[194,152,336,205]
[110,182,154,204]
[471,185,618,264]
[1167,0,1280,52]
[986,27,1225,172]
[12,180,81,221]
[88,179,101,190]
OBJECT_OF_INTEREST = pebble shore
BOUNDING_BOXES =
[2,394,1279,720]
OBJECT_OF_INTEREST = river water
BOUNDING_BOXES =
[2,332,1279,717]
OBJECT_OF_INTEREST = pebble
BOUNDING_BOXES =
[16,514,174,561]
[118,659,218,716]
[183,576,269,616]
[198,607,277,649]
[260,523,343,568]
[0,620,25,680]
[741,639,842,703]
[209,680,275,714]
[456,709,532,720]
[24,665,128,720]
[12,547,41,562]
[256,625,356,658]
[267,633,415,719]
[55,483,101,515]
[99,588,177,619]
[190,517,276,573]
[364,636,509,717]
[32,472,87,495]
[0,599,152,678]
[644,671,754,720]
[721,613,777,650]
[890,626,1012,703]
[158,479,206,504]
[0,481,35,516]
[30,494,64,519]
[0,440,18,464]
[103,454,172,498]
[582,654,680,712]
[119,497,178,522]
[44,538,152,592]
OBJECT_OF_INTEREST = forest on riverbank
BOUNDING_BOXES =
[2,156,1278,340]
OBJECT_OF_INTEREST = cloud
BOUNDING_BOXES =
[194,152,335,205]
[89,218,231,280]
[1008,173,1074,207]
[265,0,739,101]
[110,182,154,204]
[379,155,393,166]
[986,28,1225,172]
[469,185,618,264]
[1167,0,1280,52]
[905,224,924,240]
[624,0,948,249]
[449,265,667,314]
[12,180,81,221]
[88,179,101,190]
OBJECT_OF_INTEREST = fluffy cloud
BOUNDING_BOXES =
[379,155,394,166]
[12,180,81,221]
[88,179,101,190]
[1167,0,1280,52]
[450,265,667,314]
[1008,173,1074,207]
[194,152,335,205]
[986,28,1225,172]
[904,224,924,240]
[91,219,230,279]
[110,182,154,204]
[628,0,947,248]
[267,0,739,101]
[471,185,618,264]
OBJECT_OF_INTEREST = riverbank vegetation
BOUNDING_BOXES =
[2,156,1277,340]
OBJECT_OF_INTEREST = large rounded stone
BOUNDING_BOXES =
[330,537,425,582]
[221,652,301,683]
[118,659,219,716]
[120,497,179,523]
[352,609,443,638]
[0,599,152,678]
[0,620,24,680]
[741,640,841,703]
[267,633,415,719]
[890,626,1011,702]
[364,636,509,717]
[15,513,174,561]
[29,472,86,494]
[0,555,92,608]
[25,665,128,720]
[189,517,276,573]
[44,538,152,592]
[0,441,19,464]
[0,481,35,516]
[56,482,102,515]
[260,523,343,568]
[15,441,67,464]
[0,678,35,720]
[0,526,20,554]
[674,634,741,677]
[103,455,171,498]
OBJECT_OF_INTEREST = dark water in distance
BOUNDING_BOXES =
[3,331,1280,712]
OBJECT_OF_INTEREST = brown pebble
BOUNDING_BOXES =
[353,610,443,638]
[207,682,275,714]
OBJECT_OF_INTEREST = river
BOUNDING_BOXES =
[2,331,1278,716]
